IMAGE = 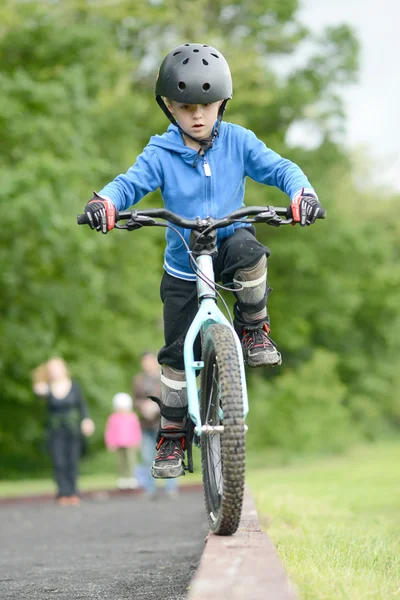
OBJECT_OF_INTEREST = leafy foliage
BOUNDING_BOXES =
[1,0,399,475]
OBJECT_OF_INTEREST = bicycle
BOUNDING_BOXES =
[77,204,325,535]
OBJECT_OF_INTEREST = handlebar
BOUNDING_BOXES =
[77,205,326,229]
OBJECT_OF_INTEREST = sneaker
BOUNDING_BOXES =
[143,490,159,501]
[242,323,282,367]
[151,436,185,479]
[68,495,81,506]
[56,496,70,507]
[117,478,129,490]
[126,477,138,490]
[165,489,179,499]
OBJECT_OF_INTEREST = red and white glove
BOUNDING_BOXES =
[84,193,116,234]
[291,188,321,226]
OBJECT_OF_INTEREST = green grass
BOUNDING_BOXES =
[247,442,400,600]
[0,473,118,497]
[0,448,203,497]
[0,470,203,497]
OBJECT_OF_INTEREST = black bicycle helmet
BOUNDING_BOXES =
[156,43,232,104]
[155,43,232,162]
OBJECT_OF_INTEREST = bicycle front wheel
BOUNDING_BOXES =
[200,324,246,535]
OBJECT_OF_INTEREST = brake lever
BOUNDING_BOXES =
[115,223,138,230]
[119,211,159,231]
[253,210,284,227]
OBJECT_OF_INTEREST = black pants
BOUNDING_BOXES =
[158,227,270,370]
[48,426,81,497]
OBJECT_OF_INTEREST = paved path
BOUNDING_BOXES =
[0,489,208,600]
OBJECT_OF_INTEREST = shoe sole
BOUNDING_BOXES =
[151,464,185,479]
[246,352,282,368]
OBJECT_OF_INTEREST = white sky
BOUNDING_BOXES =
[299,0,400,190]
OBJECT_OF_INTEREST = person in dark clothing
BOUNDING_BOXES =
[32,357,95,506]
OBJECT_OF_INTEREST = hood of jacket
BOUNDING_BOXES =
[148,122,224,166]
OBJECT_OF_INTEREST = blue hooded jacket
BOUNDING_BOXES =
[99,122,317,281]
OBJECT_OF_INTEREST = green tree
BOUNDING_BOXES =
[2,0,399,475]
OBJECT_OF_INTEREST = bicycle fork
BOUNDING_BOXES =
[183,254,249,437]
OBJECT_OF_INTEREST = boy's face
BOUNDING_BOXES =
[167,100,222,140]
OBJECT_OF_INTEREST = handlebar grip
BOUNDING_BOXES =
[77,213,89,225]
[286,206,327,220]
[77,207,120,225]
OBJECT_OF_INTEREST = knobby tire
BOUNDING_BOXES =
[200,324,246,535]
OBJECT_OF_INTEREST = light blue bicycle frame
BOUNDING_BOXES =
[183,254,249,436]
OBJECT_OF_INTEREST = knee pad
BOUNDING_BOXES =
[233,255,267,310]
[160,366,187,409]
[148,366,188,431]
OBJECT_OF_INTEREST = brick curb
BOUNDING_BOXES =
[188,487,298,600]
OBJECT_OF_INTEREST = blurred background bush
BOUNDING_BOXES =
[1,0,399,477]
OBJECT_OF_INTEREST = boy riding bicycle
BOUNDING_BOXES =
[83,43,322,480]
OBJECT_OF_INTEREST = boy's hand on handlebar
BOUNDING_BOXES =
[84,194,116,233]
[291,189,322,226]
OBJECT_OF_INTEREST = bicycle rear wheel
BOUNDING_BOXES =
[200,324,246,535]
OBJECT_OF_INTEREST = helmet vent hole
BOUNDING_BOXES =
[203,83,211,91]
[182,58,189,65]
[203,44,209,47]
[211,53,219,58]
[178,81,186,90]
[184,43,190,46]
[193,49,199,53]
[173,51,181,56]
[202,59,209,65]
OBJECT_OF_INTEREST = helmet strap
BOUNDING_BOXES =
[156,95,180,129]
[156,97,229,166]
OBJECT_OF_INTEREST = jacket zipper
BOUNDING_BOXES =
[203,155,211,177]
[203,155,212,215]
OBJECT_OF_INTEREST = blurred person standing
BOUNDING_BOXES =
[32,357,95,506]
[104,392,142,490]
[133,352,179,498]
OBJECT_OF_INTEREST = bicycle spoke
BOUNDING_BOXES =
[209,437,221,458]
[210,451,223,484]
[208,435,223,495]
[205,363,217,424]
[205,359,224,498]
[209,445,222,468]
[212,371,222,402]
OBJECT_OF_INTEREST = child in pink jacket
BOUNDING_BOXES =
[105,393,142,489]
